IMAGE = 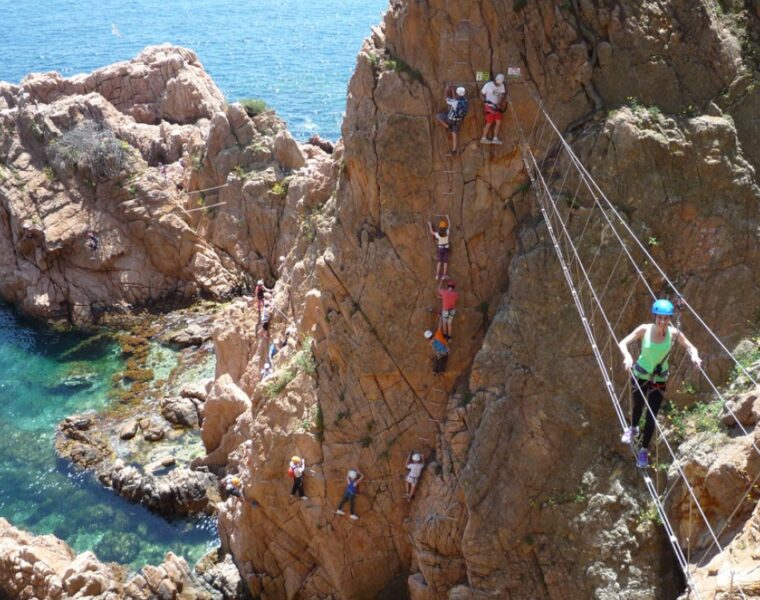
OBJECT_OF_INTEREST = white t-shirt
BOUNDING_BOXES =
[434,232,449,247]
[406,462,425,478]
[290,460,305,477]
[481,81,506,106]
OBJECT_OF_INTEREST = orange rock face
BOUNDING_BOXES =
[4,1,760,599]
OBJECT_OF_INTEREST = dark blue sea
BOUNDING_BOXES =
[0,0,388,140]
[0,0,386,571]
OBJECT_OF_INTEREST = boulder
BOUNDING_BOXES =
[160,396,200,428]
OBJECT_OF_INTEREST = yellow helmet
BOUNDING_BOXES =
[291,456,301,463]
[231,476,241,486]
[438,219,448,229]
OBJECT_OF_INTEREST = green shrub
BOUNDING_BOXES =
[263,338,316,397]
[51,121,127,181]
[240,98,269,118]
[383,55,423,83]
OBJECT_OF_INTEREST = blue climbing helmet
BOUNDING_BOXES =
[651,299,674,316]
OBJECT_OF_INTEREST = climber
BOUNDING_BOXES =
[438,279,459,341]
[268,340,279,363]
[405,452,425,500]
[259,301,273,338]
[261,361,273,382]
[436,85,469,155]
[336,469,364,520]
[221,474,244,499]
[480,73,507,144]
[618,299,702,468]
[85,231,99,252]
[288,456,308,500]
[428,216,451,280]
[424,328,449,374]
[253,279,273,313]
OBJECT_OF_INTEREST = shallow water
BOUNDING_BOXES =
[0,0,388,140]
[0,304,217,569]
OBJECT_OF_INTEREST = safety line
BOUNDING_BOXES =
[524,151,700,595]
[529,92,760,489]
[528,90,760,392]
[518,99,758,599]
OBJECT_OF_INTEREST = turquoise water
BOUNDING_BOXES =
[0,0,388,140]
[0,303,217,569]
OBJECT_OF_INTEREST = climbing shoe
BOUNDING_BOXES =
[636,449,649,468]
[620,426,639,444]
[335,509,345,515]
[479,137,491,144]
[301,496,309,501]
[491,138,503,144]
[350,514,359,520]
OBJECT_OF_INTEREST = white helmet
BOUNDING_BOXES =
[348,469,358,479]
[456,86,466,97]
[495,73,505,84]
[412,453,421,461]
[424,330,433,339]
[257,279,264,285]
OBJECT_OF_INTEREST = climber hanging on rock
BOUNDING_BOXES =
[86,231,99,252]
[253,279,273,314]
[405,451,425,501]
[436,85,468,156]
[221,473,258,506]
[428,216,451,281]
[260,301,272,338]
[425,327,449,374]
[336,469,364,520]
[288,456,308,500]
[618,298,702,468]
[480,73,507,144]
[438,278,459,341]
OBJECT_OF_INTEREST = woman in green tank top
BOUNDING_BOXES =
[618,299,701,467]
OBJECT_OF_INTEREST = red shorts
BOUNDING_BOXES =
[485,107,502,124]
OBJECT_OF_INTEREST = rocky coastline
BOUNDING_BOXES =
[3,1,760,598]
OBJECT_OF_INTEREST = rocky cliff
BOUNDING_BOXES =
[203,1,760,598]
[3,1,760,599]
[0,44,311,323]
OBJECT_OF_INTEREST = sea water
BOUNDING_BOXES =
[0,304,218,569]
[0,0,388,571]
[0,0,389,140]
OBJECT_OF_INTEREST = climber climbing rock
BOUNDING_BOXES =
[480,73,507,144]
[438,278,459,341]
[253,279,273,313]
[85,231,99,252]
[336,469,364,520]
[261,361,273,382]
[221,474,244,499]
[425,328,449,374]
[436,85,468,155]
[221,473,258,507]
[428,216,451,280]
[260,301,272,338]
[405,452,425,501]
[618,299,702,468]
[289,456,308,500]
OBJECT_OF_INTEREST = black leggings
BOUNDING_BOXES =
[291,476,304,497]
[630,377,665,449]
[337,491,356,514]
